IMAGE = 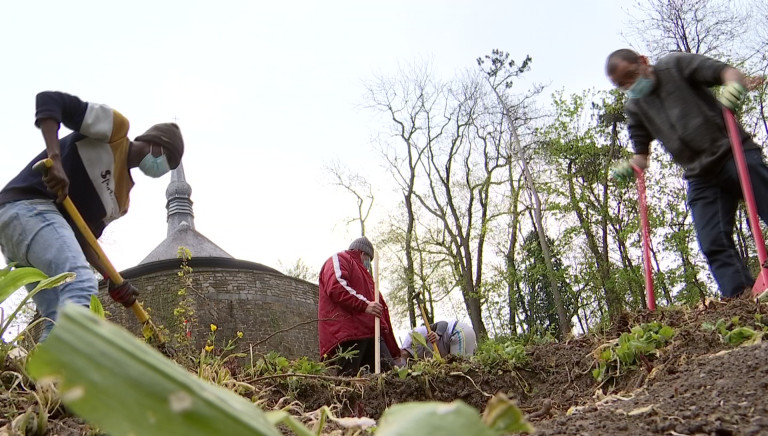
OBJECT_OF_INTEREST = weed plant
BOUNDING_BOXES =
[592,321,675,382]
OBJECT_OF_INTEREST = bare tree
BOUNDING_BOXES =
[366,62,450,327]
[478,50,572,338]
[279,258,319,283]
[623,0,745,59]
[410,69,521,340]
[416,117,486,335]
[326,161,374,237]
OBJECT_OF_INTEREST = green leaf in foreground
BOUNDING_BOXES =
[377,399,497,436]
[482,393,535,434]
[0,268,75,338]
[0,265,48,304]
[27,304,281,436]
[89,294,105,319]
[724,326,758,346]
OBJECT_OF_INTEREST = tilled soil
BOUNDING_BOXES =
[533,341,768,436]
[526,300,768,436]
[3,299,767,435]
[255,299,768,435]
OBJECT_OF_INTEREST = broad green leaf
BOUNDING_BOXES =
[599,349,613,362]
[658,326,674,340]
[27,304,281,436]
[0,262,16,279]
[592,366,604,381]
[482,393,534,434]
[715,319,729,335]
[30,271,77,293]
[741,331,764,346]
[264,411,314,436]
[411,331,428,348]
[0,266,48,304]
[0,270,74,338]
[89,295,105,319]
[377,400,496,436]
[725,327,756,346]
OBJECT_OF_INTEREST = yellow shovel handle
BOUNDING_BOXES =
[33,158,150,324]
[418,303,441,357]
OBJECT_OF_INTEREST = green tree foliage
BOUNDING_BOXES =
[518,231,575,338]
[364,1,768,341]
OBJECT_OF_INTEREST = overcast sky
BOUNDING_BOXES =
[1,0,628,336]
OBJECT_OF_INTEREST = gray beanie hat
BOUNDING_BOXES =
[349,236,374,258]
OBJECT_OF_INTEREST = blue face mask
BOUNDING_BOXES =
[139,146,171,178]
[626,76,655,99]
[363,258,372,272]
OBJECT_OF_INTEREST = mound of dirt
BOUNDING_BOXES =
[3,299,766,435]
[253,299,768,435]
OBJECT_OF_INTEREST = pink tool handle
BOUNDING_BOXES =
[634,165,656,310]
[723,108,768,296]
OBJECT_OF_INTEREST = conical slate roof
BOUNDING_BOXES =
[139,163,233,264]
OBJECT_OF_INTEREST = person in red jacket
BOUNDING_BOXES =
[318,236,400,375]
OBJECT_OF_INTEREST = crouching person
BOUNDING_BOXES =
[399,319,477,363]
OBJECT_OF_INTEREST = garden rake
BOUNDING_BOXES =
[33,158,168,349]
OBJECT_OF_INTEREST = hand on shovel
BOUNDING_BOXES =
[365,301,383,317]
[38,158,69,203]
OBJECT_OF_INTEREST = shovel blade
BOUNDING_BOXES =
[752,270,768,296]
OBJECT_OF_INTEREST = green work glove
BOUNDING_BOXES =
[610,161,636,183]
[719,81,746,111]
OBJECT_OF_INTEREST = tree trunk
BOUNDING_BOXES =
[488,79,570,337]
[404,191,417,328]
[520,151,571,337]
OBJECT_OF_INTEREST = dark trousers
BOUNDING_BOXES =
[335,337,394,376]
[687,149,768,298]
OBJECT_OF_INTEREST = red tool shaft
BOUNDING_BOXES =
[723,108,768,296]
[634,166,655,310]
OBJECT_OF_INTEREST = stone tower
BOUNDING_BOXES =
[100,164,319,358]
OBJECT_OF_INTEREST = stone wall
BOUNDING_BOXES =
[99,265,319,359]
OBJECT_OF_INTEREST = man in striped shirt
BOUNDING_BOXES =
[0,91,184,340]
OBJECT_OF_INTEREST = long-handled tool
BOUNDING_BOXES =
[413,292,441,358]
[723,108,768,296]
[633,165,656,310]
[33,158,167,345]
[374,254,381,374]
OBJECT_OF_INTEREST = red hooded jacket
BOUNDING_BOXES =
[318,250,399,359]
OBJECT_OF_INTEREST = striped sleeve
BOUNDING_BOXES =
[36,91,124,142]
[35,91,88,129]
[325,254,370,311]
[332,254,370,302]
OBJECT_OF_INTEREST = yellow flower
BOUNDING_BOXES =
[210,324,217,332]
[204,345,214,352]
[236,331,243,338]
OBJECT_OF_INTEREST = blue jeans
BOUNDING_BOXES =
[687,149,768,298]
[0,199,96,340]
